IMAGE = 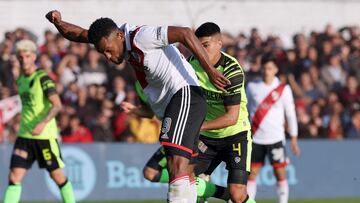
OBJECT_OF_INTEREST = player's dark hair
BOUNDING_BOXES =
[195,22,221,38]
[88,17,118,45]
[261,53,277,65]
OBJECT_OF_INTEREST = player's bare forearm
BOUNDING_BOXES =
[168,26,230,90]
[168,27,213,75]
[54,21,89,43]
[42,94,62,124]
[201,105,240,131]
[42,105,62,124]
[46,10,89,43]
[133,105,154,118]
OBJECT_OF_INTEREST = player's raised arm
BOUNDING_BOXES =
[45,10,89,43]
[167,26,230,91]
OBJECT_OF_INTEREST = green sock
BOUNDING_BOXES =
[4,184,22,203]
[60,181,76,203]
[196,177,216,198]
[159,168,169,183]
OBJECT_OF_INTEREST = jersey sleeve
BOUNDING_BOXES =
[39,74,57,97]
[134,26,169,51]
[134,80,149,106]
[223,63,245,106]
[282,85,298,137]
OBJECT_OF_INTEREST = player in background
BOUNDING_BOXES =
[124,22,256,203]
[3,40,75,203]
[46,10,229,202]
[246,54,301,203]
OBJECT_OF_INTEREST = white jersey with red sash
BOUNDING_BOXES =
[247,78,298,145]
[120,23,199,118]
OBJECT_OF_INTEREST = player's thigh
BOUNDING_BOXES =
[223,131,252,184]
[10,137,35,171]
[194,138,220,176]
[160,85,207,160]
[34,139,65,172]
[267,140,289,168]
[273,166,287,181]
[9,167,28,183]
[251,142,267,169]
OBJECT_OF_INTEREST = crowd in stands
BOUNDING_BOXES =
[0,23,359,143]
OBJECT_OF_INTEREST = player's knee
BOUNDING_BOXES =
[229,184,247,203]
[9,171,23,184]
[143,167,159,182]
[50,169,67,185]
[167,155,190,176]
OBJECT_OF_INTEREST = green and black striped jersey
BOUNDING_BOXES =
[16,69,58,139]
[189,52,251,138]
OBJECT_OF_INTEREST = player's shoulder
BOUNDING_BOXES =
[222,52,244,74]
[247,79,262,88]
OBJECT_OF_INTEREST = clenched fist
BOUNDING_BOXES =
[45,10,62,25]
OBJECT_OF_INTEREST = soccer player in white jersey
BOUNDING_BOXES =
[246,54,300,203]
[46,10,230,203]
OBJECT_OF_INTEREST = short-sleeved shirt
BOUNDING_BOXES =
[16,69,58,139]
[189,52,251,138]
[121,23,199,119]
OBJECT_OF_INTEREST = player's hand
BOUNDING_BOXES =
[120,101,137,114]
[46,10,62,25]
[208,69,231,92]
[32,121,47,135]
[290,136,301,156]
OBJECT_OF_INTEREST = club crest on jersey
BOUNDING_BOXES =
[161,117,171,140]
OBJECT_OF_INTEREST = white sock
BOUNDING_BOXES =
[277,180,289,203]
[247,180,257,199]
[189,178,197,203]
[168,175,190,203]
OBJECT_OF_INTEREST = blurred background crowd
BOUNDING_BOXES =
[0,24,359,144]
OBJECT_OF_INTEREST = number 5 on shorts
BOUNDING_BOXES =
[42,148,52,160]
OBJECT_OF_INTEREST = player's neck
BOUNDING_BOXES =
[211,52,222,67]
[263,76,275,85]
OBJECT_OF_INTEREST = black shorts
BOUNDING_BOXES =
[194,130,252,184]
[159,85,206,160]
[251,140,289,168]
[10,137,65,172]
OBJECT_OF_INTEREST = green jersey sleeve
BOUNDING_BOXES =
[223,63,244,106]
[39,74,56,97]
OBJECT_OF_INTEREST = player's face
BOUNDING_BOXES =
[199,34,222,60]
[96,31,125,65]
[17,50,36,75]
[263,61,278,79]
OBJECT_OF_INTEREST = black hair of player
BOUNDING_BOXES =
[88,18,118,45]
[195,22,221,38]
[261,53,277,65]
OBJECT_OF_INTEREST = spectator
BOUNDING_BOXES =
[320,53,347,91]
[61,115,93,143]
[346,111,360,138]
[92,111,114,142]
[57,54,82,87]
[81,48,107,86]
[340,75,360,114]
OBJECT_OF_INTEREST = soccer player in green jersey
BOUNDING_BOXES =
[122,23,255,203]
[3,40,75,203]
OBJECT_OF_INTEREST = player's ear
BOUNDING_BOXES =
[116,30,124,40]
